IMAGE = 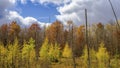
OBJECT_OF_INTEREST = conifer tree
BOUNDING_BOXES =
[62,43,72,58]
[96,42,109,68]
[48,43,61,62]
[81,45,96,68]
[22,38,35,63]
[81,45,88,67]
[6,38,20,67]
[39,38,49,59]
[0,43,7,67]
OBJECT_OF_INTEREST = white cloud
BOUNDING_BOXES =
[20,0,27,4]
[56,12,81,25]
[56,0,120,25]
[24,17,37,25]
[1,0,120,26]
[0,0,17,25]
[30,0,70,5]
[0,0,50,26]
[0,0,16,8]
[7,11,51,27]
[29,0,120,25]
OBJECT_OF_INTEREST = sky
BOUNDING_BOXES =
[0,0,120,26]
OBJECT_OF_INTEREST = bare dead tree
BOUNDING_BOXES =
[108,0,120,28]
[85,9,91,68]
[71,23,76,68]
[67,21,76,68]
[108,0,120,59]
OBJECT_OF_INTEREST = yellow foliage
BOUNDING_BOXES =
[22,38,35,62]
[39,38,49,59]
[48,43,61,62]
[62,43,72,58]
[7,38,20,64]
[81,45,96,68]
[96,42,109,68]
[0,44,7,56]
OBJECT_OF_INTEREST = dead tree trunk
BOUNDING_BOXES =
[71,24,76,68]
[85,9,91,68]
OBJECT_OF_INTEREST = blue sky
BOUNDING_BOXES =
[0,0,120,26]
[15,1,59,23]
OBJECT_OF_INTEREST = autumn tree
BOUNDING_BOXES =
[0,43,7,67]
[105,23,116,56]
[95,23,105,45]
[6,38,20,68]
[8,21,21,44]
[81,45,89,68]
[115,28,120,54]
[62,43,72,58]
[75,25,85,56]
[28,23,41,59]
[22,38,35,67]
[48,43,61,62]
[39,38,49,59]
[81,45,96,68]
[19,27,28,45]
[0,24,9,46]
[46,21,64,47]
[96,42,109,68]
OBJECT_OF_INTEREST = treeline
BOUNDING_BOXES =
[0,21,120,57]
[0,20,120,68]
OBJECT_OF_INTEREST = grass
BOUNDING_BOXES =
[50,58,120,68]
[0,57,120,68]
[51,58,88,68]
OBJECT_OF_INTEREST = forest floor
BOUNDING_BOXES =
[50,58,120,68]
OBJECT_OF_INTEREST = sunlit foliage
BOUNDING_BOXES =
[96,42,109,68]
[62,43,72,58]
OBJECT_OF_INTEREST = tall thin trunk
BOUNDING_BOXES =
[85,9,91,68]
[108,0,120,28]
[71,24,76,68]
[108,0,119,61]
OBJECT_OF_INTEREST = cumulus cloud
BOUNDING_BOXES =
[0,0,17,25]
[0,0,16,18]
[7,11,51,27]
[27,0,120,25]
[30,0,70,5]
[0,0,50,26]
[56,0,120,25]
[0,0,16,8]
[0,0,120,26]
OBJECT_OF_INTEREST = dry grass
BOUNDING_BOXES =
[51,58,84,68]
